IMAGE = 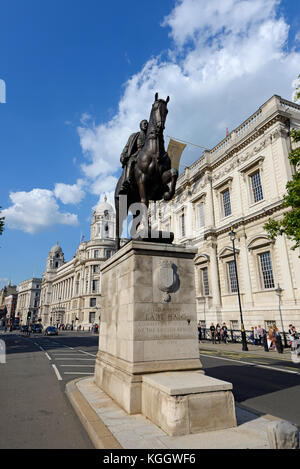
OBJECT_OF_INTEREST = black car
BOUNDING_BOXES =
[44,326,58,336]
[32,324,43,333]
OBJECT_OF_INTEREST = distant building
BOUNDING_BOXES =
[39,197,116,329]
[5,294,18,322]
[15,278,42,323]
[151,94,300,331]
[0,282,17,323]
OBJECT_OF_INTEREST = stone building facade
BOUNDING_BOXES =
[151,94,300,331]
[39,198,116,329]
[15,278,42,323]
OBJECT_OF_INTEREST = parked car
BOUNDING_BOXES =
[32,324,42,333]
[44,326,58,336]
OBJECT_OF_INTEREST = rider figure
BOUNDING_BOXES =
[119,119,148,194]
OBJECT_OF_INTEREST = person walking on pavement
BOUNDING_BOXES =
[221,323,228,344]
[197,321,203,343]
[254,326,260,346]
[257,325,264,346]
[210,323,216,344]
[216,323,222,344]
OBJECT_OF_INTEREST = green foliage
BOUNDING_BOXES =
[264,76,300,250]
[294,74,300,103]
[0,206,4,236]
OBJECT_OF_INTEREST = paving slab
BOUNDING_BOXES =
[66,377,276,449]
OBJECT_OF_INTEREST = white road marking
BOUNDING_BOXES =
[51,354,88,357]
[39,346,45,352]
[59,365,94,367]
[54,358,95,361]
[78,350,97,357]
[200,353,300,375]
[45,353,51,361]
[52,364,62,381]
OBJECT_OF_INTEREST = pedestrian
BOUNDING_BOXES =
[254,326,260,346]
[267,326,276,350]
[210,323,216,344]
[197,321,203,343]
[221,323,228,343]
[216,323,221,344]
[257,325,264,346]
[250,327,255,345]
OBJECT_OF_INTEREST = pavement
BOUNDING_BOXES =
[66,376,278,449]
[199,340,292,359]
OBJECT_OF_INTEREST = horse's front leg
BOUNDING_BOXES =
[161,168,178,201]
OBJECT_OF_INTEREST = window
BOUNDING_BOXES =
[230,320,239,330]
[201,267,209,296]
[105,250,112,259]
[94,250,99,259]
[180,213,185,237]
[90,298,96,307]
[222,189,232,217]
[196,202,205,228]
[259,251,275,289]
[89,312,95,323]
[92,280,98,292]
[250,170,263,203]
[227,261,238,293]
[93,265,99,273]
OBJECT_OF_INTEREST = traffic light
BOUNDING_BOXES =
[27,311,31,320]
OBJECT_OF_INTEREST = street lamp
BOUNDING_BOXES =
[275,283,287,348]
[229,228,248,351]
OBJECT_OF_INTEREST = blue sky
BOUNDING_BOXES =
[0,0,299,288]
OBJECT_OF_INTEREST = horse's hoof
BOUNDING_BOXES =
[163,192,172,201]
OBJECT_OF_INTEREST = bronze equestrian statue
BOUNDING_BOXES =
[115,93,178,249]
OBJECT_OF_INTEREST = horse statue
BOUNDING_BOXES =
[115,93,178,249]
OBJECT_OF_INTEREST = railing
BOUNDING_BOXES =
[199,328,289,345]
[279,98,300,113]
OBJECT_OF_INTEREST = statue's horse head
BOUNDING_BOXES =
[149,92,170,135]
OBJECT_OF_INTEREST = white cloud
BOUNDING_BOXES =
[77,0,300,195]
[54,180,85,205]
[2,189,79,234]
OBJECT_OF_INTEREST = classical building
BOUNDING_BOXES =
[15,278,42,323]
[0,282,18,323]
[39,197,116,329]
[151,94,300,331]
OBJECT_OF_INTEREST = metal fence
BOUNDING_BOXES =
[199,328,288,345]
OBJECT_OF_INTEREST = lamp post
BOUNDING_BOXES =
[229,228,248,351]
[275,283,287,348]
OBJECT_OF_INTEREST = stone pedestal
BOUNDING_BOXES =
[94,241,202,414]
[94,240,236,436]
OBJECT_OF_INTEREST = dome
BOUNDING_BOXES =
[50,242,62,254]
[94,195,114,215]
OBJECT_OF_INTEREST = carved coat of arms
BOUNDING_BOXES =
[158,260,177,302]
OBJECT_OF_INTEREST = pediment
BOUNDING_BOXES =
[247,234,274,250]
[218,246,239,259]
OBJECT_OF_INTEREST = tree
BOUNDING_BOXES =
[264,75,300,250]
[0,206,4,236]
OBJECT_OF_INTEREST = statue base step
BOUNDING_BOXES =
[142,371,237,436]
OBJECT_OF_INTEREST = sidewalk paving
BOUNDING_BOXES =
[67,377,274,449]
[199,340,292,360]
